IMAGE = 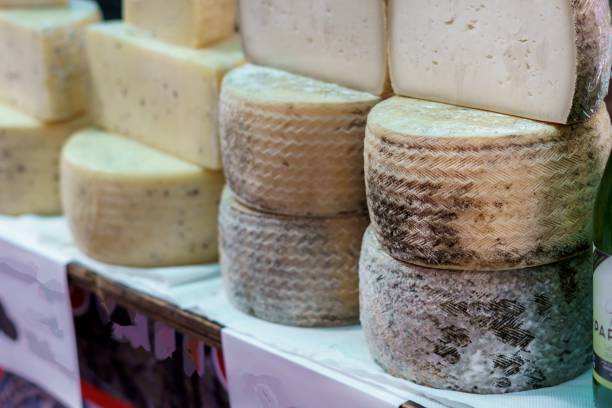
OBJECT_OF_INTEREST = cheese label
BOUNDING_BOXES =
[594,250,612,389]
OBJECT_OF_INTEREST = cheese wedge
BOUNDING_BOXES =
[220,188,367,327]
[0,104,87,215]
[87,22,244,170]
[220,64,379,216]
[61,128,224,267]
[366,97,611,270]
[389,0,611,124]
[360,227,591,393]
[0,0,67,6]
[124,0,235,48]
[0,0,100,122]
[238,0,388,96]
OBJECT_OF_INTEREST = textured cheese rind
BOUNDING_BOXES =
[220,65,379,216]
[238,0,389,96]
[360,227,591,394]
[87,22,244,170]
[219,189,367,327]
[61,128,224,267]
[0,0,67,6]
[366,97,611,270]
[0,0,100,122]
[0,104,87,215]
[124,0,235,48]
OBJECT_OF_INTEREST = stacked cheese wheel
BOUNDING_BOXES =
[0,0,99,214]
[218,64,378,326]
[61,1,242,266]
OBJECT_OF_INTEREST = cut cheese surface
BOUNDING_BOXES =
[389,0,611,124]
[87,22,244,170]
[366,97,611,270]
[0,0,67,6]
[124,0,235,48]
[220,188,367,327]
[0,0,100,122]
[61,128,225,267]
[238,0,388,96]
[0,103,87,215]
[220,64,379,216]
[360,227,591,394]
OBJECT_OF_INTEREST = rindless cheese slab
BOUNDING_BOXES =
[0,0,67,6]
[220,64,379,216]
[0,0,100,122]
[124,0,235,48]
[61,128,224,267]
[220,188,368,327]
[87,22,244,170]
[0,103,87,215]
[238,0,388,96]
[366,97,611,270]
[360,228,591,393]
[389,0,611,124]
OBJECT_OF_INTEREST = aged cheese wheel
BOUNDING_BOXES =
[366,97,611,270]
[61,128,224,267]
[360,227,591,394]
[220,64,379,216]
[0,103,87,215]
[219,188,367,327]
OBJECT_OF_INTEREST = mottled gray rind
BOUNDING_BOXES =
[220,189,368,327]
[360,228,592,394]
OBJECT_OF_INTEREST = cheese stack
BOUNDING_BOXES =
[60,1,243,266]
[219,64,378,326]
[0,0,99,214]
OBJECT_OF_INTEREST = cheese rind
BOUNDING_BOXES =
[124,0,235,48]
[0,0,67,6]
[366,97,611,270]
[220,65,379,216]
[0,103,87,215]
[389,0,611,124]
[87,22,244,170]
[360,227,591,393]
[0,0,100,122]
[61,128,224,267]
[219,189,367,327]
[238,0,388,96]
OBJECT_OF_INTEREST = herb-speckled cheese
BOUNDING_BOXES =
[61,128,224,267]
[219,188,368,327]
[0,103,87,215]
[366,97,611,271]
[360,227,591,394]
[87,22,244,170]
[220,64,379,216]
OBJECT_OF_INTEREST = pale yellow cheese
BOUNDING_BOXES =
[124,0,235,48]
[0,103,87,215]
[0,0,100,122]
[61,128,225,267]
[0,0,67,6]
[87,22,244,170]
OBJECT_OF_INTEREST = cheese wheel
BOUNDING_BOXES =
[219,189,367,327]
[360,227,591,394]
[61,128,224,267]
[220,64,379,216]
[366,97,611,270]
[0,103,87,215]
[389,0,611,124]
[0,0,100,122]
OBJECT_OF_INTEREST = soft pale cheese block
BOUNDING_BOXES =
[124,0,235,48]
[61,128,224,267]
[0,104,87,215]
[0,0,67,6]
[220,188,368,327]
[0,0,100,122]
[238,0,388,96]
[360,227,591,394]
[389,0,611,124]
[366,97,611,270]
[220,65,379,216]
[87,22,244,170]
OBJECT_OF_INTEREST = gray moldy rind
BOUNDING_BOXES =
[359,228,592,394]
